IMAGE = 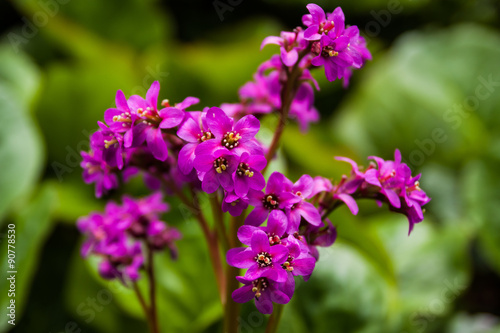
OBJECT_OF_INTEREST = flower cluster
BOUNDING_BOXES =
[319,149,431,234]
[180,107,267,206]
[227,172,336,313]
[81,82,200,198]
[221,4,371,133]
[77,193,181,281]
[77,2,430,323]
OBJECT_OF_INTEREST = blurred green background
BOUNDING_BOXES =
[1,0,500,332]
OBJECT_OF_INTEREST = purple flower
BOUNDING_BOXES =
[104,90,136,148]
[81,148,119,198]
[227,230,289,282]
[289,83,319,133]
[365,149,407,209]
[233,152,267,198]
[311,33,354,82]
[261,29,308,67]
[304,219,337,261]
[303,5,345,41]
[128,81,185,161]
[177,111,214,175]
[281,235,316,281]
[332,156,368,215]
[245,172,300,227]
[193,148,238,193]
[98,241,144,281]
[92,122,124,169]
[196,107,263,157]
[286,174,322,233]
[222,191,249,217]
[232,276,293,314]
[237,210,288,246]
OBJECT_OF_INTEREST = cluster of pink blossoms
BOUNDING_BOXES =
[78,3,429,315]
[77,193,180,281]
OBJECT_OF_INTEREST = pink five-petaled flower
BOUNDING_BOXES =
[104,90,136,148]
[98,241,144,281]
[233,152,267,198]
[281,235,316,281]
[245,172,301,227]
[196,107,263,157]
[365,149,407,209]
[80,148,119,198]
[285,174,322,234]
[222,191,249,217]
[232,276,293,314]
[193,148,238,194]
[177,111,214,175]
[303,5,345,41]
[261,29,308,67]
[227,230,289,283]
[129,81,185,161]
[237,210,288,246]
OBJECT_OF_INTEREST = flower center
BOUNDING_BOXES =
[198,131,213,142]
[221,131,241,149]
[322,45,338,57]
[137,107,160,124]
[406,181,421,193]
[262,194,279,210]
[236,162,254,177]
[268,233,281,245]
[282,255,295,272]
[251,278,268,299]
[213,157,228,174]
[255,251,272,267]
[318,20,335,34]
[112,113,132,125]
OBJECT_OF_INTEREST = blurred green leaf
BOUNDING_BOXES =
[0,45,43,222]
[0,184,56,332]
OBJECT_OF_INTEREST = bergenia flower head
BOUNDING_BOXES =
[245,172,300,227]
[81,148,119,198]
[128,81,186,161]
[226,229,289,283]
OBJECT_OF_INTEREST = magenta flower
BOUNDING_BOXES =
[261,29,308,67]
[232,276,292,314]
[233,152,267,198]
[81,148,119,198]
[104,90,136,148]
[222,191,249,217]
[92,121,124,169]
[227,230,289,282]
[196,107,263,157]
[289,83,319,133]
[237,210,288,246]
[303,5,345,41]
[98,241,144,281]
[193,148,238,193]
[177,111,214,175]
[128,81,185,161]
[365,149,407,209]
[281,235,316,280]
[286,174,322,233]
[311,33,354,81]
[245,172,301,227]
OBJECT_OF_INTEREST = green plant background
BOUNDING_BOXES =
[0,0,499,332]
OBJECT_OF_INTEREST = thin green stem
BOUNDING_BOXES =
[158,177,226,302]
[146,245,160,333]
[132,281,153,333]
[263,50,309,174]
[265,303,285,333]
[209,193,230,253]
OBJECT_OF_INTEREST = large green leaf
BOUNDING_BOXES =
[0,184,57,332]
[0,46,43,222]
